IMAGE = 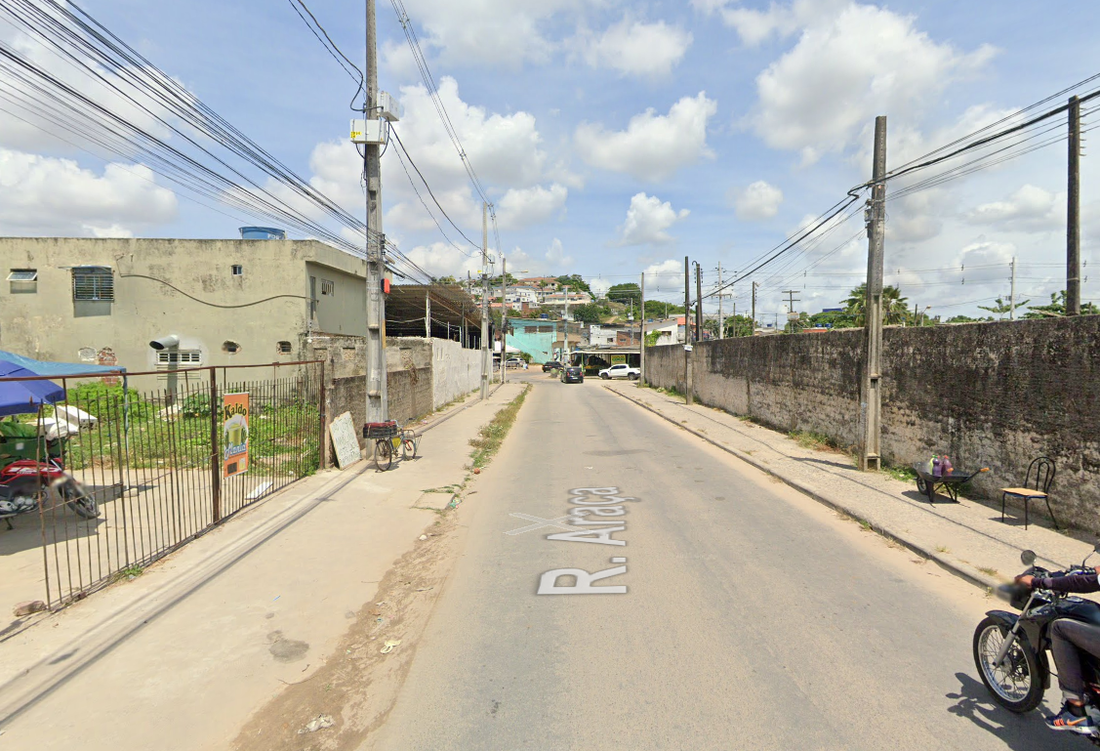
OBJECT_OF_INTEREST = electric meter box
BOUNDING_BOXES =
[377,91,402,122]
[350,119,386,145]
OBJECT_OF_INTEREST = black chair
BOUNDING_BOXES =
[1000,457,1056,530]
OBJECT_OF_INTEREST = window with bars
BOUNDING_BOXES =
[71,267,114,301]
[156,350,202,367]
[320,279,334,296]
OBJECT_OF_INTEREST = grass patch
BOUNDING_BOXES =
[114,564,144,582]
[469,385,531,469]
[935,545,950,554]
[978,566,999,577]
[789,430,837,451]
[882,463,917,482]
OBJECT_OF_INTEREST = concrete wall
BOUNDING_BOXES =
[645,316,1100,532]
[0,237,366,372]
[432,338,481,408]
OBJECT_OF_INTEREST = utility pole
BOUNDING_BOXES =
[480,202,489,400]
[695,263,703,341]
[639,272,646,386]
[364,0,387,421]
[717,262,724,340]
[859,115,887,472]
[500,256,507,384]
[1068,95,1082,316]
[1010,257,1017,321]
[782,289,800,332]
[563,285,570,364]
[425,290,431,338]
[751,281,758,335]
[683,256,692,405]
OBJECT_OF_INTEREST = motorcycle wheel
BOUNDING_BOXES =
[973,616,1045,712]
[60,480,99,519]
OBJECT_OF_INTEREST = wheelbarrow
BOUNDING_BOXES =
[911,463,990,503]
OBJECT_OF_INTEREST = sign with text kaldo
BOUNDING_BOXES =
[222,392,250,477]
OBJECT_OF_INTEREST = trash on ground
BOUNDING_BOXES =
[298,715,335,734]
[381,639,402,654]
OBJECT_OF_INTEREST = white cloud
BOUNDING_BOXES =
[750,4,996,164]
[402,241,484,280]
[730,180,783,220]
[545,238,574,268]
[616,193,689,246]
[495,184,568,230]
[577,18,693,78]
[575,92,718,181]
[692,0,848,46]
[966,184,1064,232]
[0,150,177,235]
[643,259,686,292]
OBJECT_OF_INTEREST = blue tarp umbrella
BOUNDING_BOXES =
[0,360,66,416]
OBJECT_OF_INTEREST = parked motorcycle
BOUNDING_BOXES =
[974,546,1100,742]
[0,457,99,528]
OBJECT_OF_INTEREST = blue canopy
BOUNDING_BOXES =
[0,360,66,416]
[0,349,125,377]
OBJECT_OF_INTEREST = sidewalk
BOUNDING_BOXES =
[0,382,526,750]
[605,381,1096,589]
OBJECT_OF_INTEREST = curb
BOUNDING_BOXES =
[605,384,999,594]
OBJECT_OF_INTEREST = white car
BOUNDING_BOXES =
[598,363,640,380]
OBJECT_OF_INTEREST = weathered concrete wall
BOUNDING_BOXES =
[432,338,481,408]
[0,237,366,372]
[645,317,1100,532]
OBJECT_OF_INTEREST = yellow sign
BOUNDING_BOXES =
[223,392,249,477]
[611,354,626,364]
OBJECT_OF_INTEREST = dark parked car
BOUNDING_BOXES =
[560,366,584,383]
[542,360,562,372]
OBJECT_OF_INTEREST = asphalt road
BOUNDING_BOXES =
[367,374,1073,750]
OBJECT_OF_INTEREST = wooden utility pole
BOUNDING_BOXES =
[751,281,758,334]
[859,115,887,472]
[364,0,387,421]
[684,256,693,404]
[783,289,800,331]
[1068,95,1081,316]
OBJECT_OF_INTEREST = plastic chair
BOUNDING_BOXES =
[1000,457,1056,530]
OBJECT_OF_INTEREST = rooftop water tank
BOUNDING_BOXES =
[239,226,286,240]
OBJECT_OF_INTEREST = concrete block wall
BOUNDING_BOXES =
[431,338,481,408]
[645,316,1100,532]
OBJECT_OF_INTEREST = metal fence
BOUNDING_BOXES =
[0,361,324,609]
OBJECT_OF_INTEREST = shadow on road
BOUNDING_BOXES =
[947,671,1078,749]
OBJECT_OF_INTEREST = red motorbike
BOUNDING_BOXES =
[0,456,99,528]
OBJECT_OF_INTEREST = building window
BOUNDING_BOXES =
[231,264,243,276]
[277,341,292,354]
[8,269,37,294]
[320,279,335,296]
[222,341,241,354]
[156,350,202,367]
[71,267,114,301]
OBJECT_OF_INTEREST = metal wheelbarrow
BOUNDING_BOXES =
[911,463,990,503]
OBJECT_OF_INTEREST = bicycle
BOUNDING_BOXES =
[363,421,422,471]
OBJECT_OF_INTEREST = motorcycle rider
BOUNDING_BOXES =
[1017,567,1100,734]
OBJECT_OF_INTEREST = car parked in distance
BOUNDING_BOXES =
[542,360,562,372]
[560,366,584,383]
[598,363,640,380]
[505,358,524,368]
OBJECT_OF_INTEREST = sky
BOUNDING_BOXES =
[1,0,1099,322]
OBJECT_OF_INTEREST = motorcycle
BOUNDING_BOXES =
[974,546,1100,742]
[0,456,99,529]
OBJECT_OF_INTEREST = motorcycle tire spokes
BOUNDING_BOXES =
[974,617,1045,712]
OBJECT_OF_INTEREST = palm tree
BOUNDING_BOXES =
[977,296,1029,320]
[843,284,909,326]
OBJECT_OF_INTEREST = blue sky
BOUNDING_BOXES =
[1,0,1098,321]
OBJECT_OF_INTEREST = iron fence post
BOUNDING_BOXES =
[210,367,221,523]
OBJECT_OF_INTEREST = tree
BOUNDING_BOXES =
[946,314,992,323]
[644,299,684,319]
[842,284,909,326]
[570,303,606,324]
[702,318,719,338]
[556,274,590,295]
[723,314,754,337]
[807,309,857,329]
[1023,291,1100,318]
[607,283,642,309]
[977,296,1029,320]
[435,275,458,285]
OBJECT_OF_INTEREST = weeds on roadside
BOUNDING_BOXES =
[114,564,144,582]
[882,463,917,483]
[469,385,531,468]
[789,430,838,452]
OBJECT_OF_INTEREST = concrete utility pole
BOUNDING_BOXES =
[480,202,489,400]
[783,289,800,332]
[751,281,758,335]
[859,115,887,472]
[1068,95,1082,316]
[500,256,507,384]
[562,285,570,364]
[639,272,646,386]
[695,263,703,341]
[683,256,692,405]
[425,290,431,338]
[1010,257,1017,321]
[717,262,724,340]
[364,0,387,421]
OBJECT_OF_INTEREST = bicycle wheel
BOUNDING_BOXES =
[375,438,393,470]
[403,435,417,460]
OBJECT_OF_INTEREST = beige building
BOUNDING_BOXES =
[0,237,369,372]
